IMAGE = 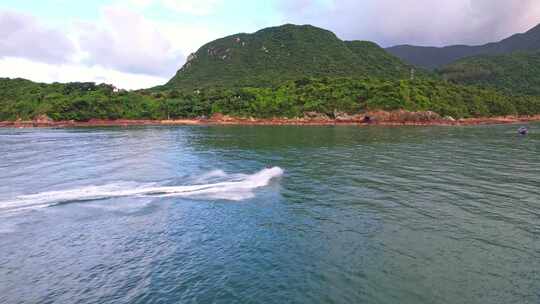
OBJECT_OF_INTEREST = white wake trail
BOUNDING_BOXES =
[0,167,284,213]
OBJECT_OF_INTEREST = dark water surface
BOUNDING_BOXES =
[0,124,539,304]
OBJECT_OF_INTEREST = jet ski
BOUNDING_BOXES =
[518,127,529,135]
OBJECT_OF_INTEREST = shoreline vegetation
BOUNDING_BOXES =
[3,78,540,125]
[3,25,540,126]
[2,111,539,128]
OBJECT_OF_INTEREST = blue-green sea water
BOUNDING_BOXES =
[0,124,539,304]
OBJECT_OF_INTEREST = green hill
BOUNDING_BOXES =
[344,41,417,76]
[165,24,417,89]
[439,51,540,96]
[3,76,540,121]
[0,78,159,121]
[3,24,540,122]
[387,24,540,69]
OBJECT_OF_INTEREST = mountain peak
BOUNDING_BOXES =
[166,24,412,89]
[387,22,540,69]
[523,23,540,36]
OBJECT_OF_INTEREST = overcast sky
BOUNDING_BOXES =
[1,0,540,89]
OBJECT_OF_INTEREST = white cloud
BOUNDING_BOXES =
[280,0,540,47]
[0,1,234,89]
[0,5,229,88]
[161,0,223,16]
[4,0,539,90]
[76,5,185,77]
[0,57,167,90]
[0,10,76,63]
[126,0,223,15]
[128,0,155,8]
[158,23,224,57]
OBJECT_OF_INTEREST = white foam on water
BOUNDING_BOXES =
[193,169,229,183]
[0,167,284,213]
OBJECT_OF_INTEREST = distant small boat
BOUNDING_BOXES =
[518,127,529,135]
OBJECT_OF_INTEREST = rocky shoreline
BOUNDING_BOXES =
[1,111,539,128]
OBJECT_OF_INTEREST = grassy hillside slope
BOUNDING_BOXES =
[166,24,417,89]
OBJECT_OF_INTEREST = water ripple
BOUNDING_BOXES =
[0,125,538,304]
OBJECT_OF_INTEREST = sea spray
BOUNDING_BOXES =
[0,167,284,213]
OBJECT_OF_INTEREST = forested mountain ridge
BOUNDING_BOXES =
[3,76,540,122]
[439,51,540,96]
[387,24,540,69]
[2,24,540,123]
[165,24,419,89]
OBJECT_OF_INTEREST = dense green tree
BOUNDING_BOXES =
[164,24,425,90]
[439,51,540,96]
[2,76,540,122]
